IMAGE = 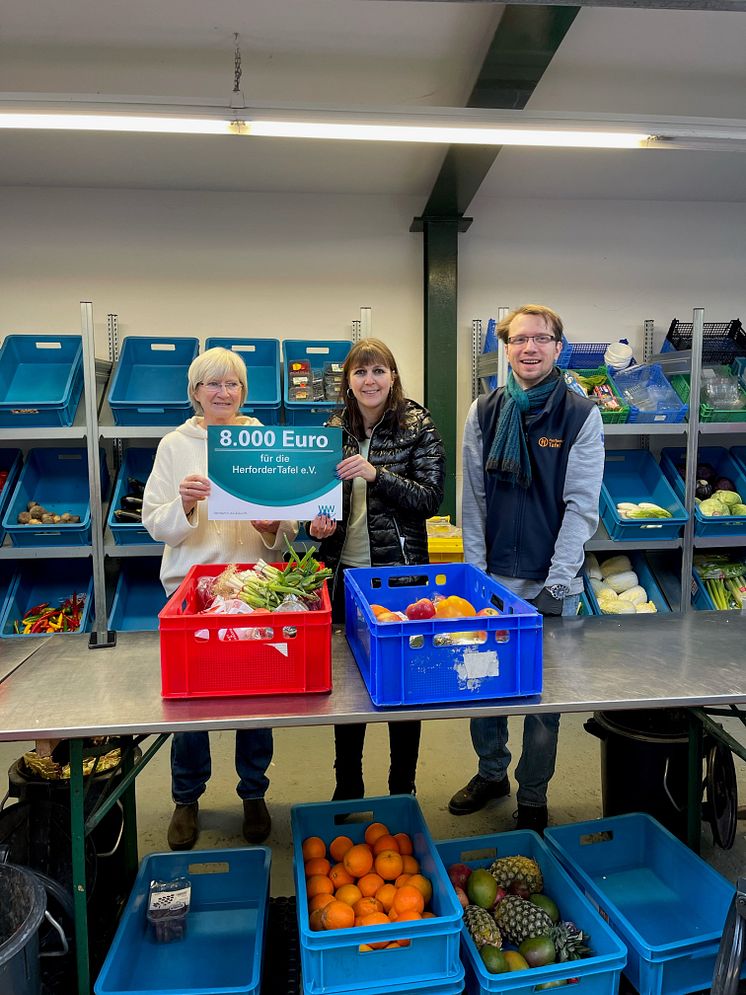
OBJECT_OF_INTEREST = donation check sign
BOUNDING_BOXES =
[207,425,343,521]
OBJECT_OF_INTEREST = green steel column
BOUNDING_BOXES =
[70,737,91,995]
[423,219,459,520]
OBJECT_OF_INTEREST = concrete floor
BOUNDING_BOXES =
[2,712,744,897]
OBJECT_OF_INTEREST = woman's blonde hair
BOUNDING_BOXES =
[187,347,248,415]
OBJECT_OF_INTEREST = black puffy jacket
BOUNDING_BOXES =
[319,399,445,574]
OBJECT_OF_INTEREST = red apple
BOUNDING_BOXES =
[447,862,472,890]
[476,607,500,616]
[405,598,436,621]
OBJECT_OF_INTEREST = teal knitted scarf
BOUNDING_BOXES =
[486,370,560,488]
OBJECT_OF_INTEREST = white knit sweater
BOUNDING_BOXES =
[142,415,298,595]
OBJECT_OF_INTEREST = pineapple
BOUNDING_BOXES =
[489,855,543,894]
[494,895,554,946]
[463,904,503,950]
[550,921,593,962]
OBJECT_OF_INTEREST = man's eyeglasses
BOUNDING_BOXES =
[198,380,242,392]
[507,334,557,347]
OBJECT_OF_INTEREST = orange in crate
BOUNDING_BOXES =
[159,562,332,699]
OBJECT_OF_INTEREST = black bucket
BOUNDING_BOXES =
[0,862,46,995]
[584,709,692,841]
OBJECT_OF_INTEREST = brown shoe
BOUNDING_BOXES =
[167,802,199,851]
[448,774,510,815]
[242,798,271,844]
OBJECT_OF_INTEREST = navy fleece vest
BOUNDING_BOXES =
[478,374,594,580]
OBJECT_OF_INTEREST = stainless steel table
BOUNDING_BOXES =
[2,611,745,995]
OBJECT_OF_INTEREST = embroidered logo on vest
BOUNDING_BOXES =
[538,437,563,449]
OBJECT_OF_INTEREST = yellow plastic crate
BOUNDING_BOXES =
[428,535,464,563]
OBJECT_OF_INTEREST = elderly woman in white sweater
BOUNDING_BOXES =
[143,346,297,851]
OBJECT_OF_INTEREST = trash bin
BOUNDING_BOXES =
[584,709,692,841]
[0,861,46,995]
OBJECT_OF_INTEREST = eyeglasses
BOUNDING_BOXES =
[198,380,242,392]
[506,334,557,347]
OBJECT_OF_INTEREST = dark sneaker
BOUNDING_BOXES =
[448,773,510,815]
[515,804,548,835]
[243,798,271,844]
[167,802,199,851]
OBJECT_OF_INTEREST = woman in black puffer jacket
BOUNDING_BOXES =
[309,338,445,800]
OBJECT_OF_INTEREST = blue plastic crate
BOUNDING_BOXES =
[0,448,22,544]
[659,445,746,538]
[108,448,160,546]
[291,795,463,995]
[0,334,84,427]
[545,813,746,995]
[729,444,746,476]
[94,846,270,995]
[283,339,351,416]
[610,364,688,423]
[0,560,93,636]
[556,335,572,368]
[578,586,594,616]
[599,450,688,541]
[108,337,199,426]
[434,832,626,995]
[2,447,109,547]
[691,567,717,610]
[205,337,281,423]
[586,553,671,614]
[108,560,167,632]
[557,341,612,370]
[344,563,542,707]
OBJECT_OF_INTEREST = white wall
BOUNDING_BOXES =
[0,187,426,400]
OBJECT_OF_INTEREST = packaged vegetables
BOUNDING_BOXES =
[584,554,657,614]
[694,554,746,610]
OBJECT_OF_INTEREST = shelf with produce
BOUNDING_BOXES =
[603,422,687,436]
[0,542,93,560]
[586,519,682,552]
[103,533,163,558]
[98,399,173,440]
[692,535,746,549]
[698,421,746,435]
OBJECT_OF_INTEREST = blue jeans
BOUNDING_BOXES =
[469,594,579,808]
[171,729,273,804]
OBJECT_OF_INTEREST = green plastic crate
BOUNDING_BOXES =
[573,366,629,424]
[669,364,746,423]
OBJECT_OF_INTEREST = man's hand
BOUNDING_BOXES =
[531,588,563,616]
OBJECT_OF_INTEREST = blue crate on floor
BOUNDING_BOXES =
[108,448,159,546]
[660,445,746,538]
[599,450,688,541]
[94,846,271,995]
[2,447,109,547]
[283,339,351,418]
[610,363,688,423]
[344,563,542,707]
[108,337,199,426]
[0,560,93,636]
[291,795,463,995]
[0,334,84,427]
[435,832,626,995]
[545,813,746,995]
[205,337,281,423]
[108,560,167,632]
[586,552,671,614]
[0,448,23,544]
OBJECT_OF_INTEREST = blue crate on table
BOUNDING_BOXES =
[291,795,463,995]
[599,450,688,541]
[0,448,22,544]
[659,445,746,538]
[0,334,84,428]
[0,560,93,636]
[435,832,626,995]
[610,363,688,423]
[2,447,109,547]
[283,339,351,420]
[344,563,542,707]
[108,559,167,632]
[107,448,159,546]
[94,846,270,995]
[205,337,281,424]
[108,337,199,426]
[545,813,746,995]
[586,552,671,614]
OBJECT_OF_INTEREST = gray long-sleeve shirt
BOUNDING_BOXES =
[461,397,604,599]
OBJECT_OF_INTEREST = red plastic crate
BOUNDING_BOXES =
[158,562,332,699]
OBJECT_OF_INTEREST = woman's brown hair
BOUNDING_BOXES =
[340,338,406,439]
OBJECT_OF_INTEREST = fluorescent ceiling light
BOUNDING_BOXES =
[3,94,746,151]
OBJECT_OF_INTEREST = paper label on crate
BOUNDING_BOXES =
[207,425,343,520]
[148,886,191,912]
[454,650,499,688]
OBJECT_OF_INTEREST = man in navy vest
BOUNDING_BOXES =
[448,304,604,834]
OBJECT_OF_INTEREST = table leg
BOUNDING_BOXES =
[70,737,91,995]
[120,736,139,884]
[687,710,703,854]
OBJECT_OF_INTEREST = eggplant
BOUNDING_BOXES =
[113,509,142,523]
[127,476,146,497]
[696,479,713,500]
[120,495,143,509]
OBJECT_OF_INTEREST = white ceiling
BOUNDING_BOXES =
[2,0,746,201]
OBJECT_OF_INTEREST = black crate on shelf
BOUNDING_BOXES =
[664,318,746,364]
